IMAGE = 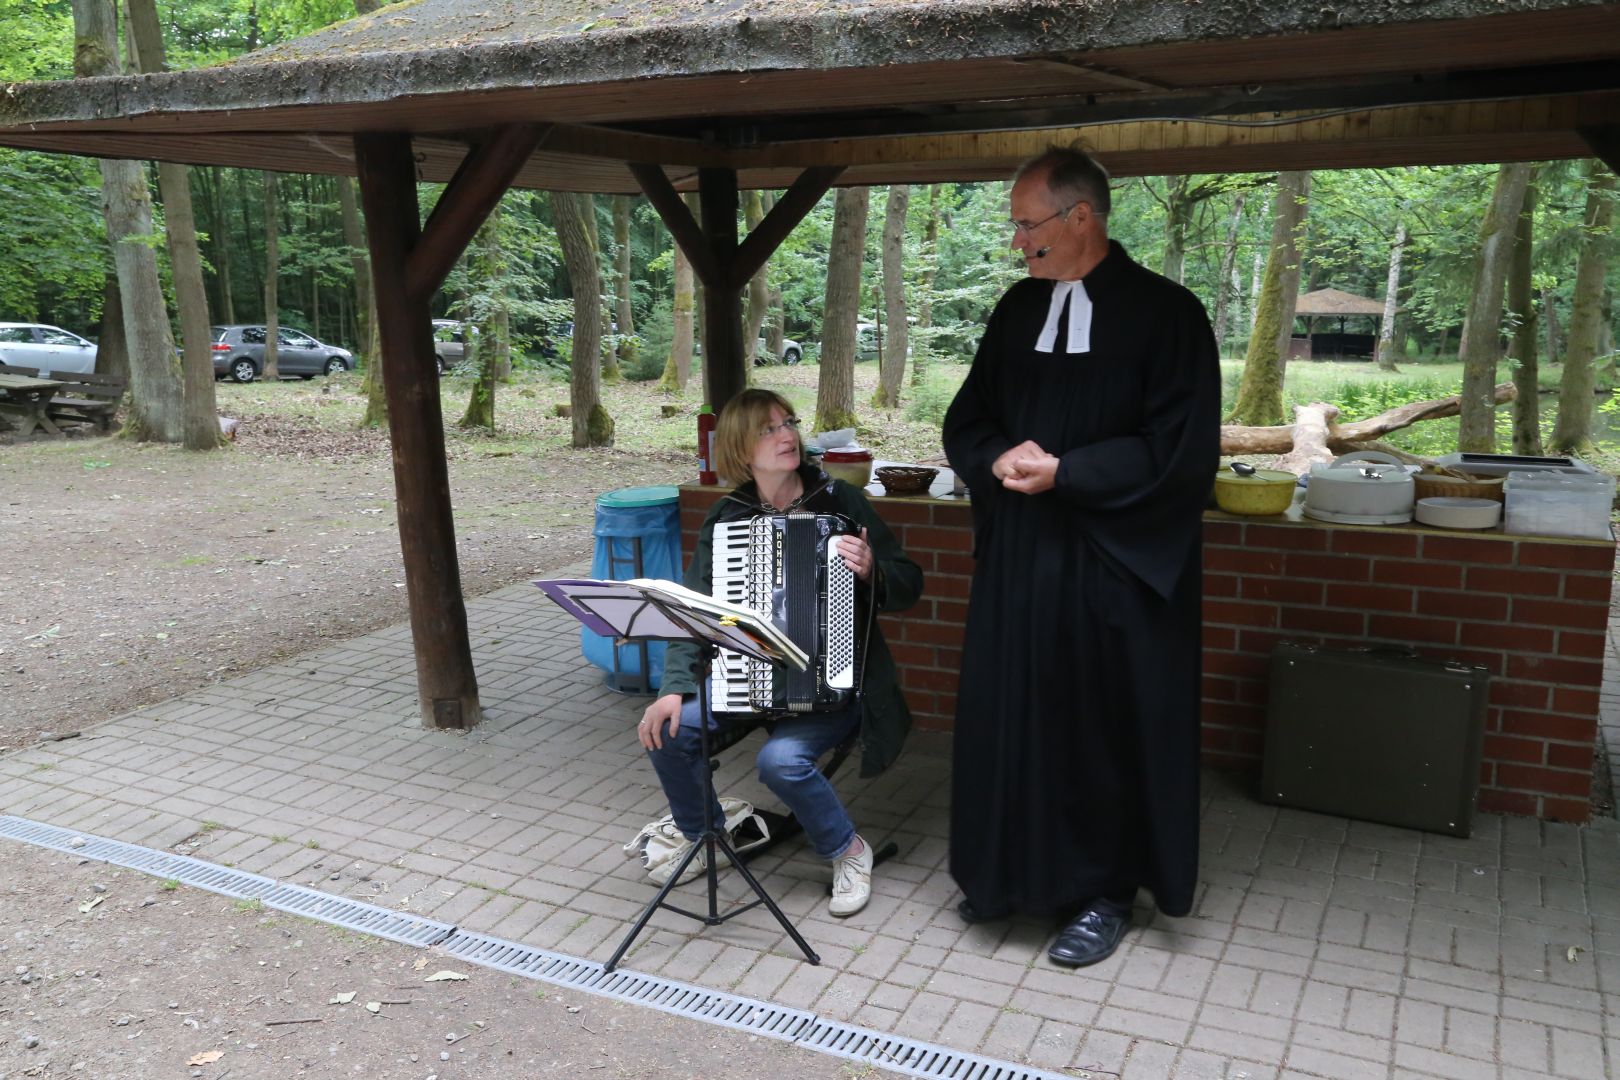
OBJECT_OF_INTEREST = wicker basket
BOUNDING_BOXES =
[874,465,938,496]
[1413,471,1506,504]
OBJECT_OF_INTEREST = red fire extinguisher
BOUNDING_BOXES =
[697,404,717,485]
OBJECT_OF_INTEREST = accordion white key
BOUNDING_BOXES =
[710,512,860,714]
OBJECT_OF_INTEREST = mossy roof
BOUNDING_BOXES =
[0,0,1614,189]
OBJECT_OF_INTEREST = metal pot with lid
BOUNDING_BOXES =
[1303,450,1416,524]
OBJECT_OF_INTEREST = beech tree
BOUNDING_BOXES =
[1229,172,1310,425]
[70,0,184,442]
[1550,162,1616,455]
[552,191,613,447]
[872,184,911,407]
[1456,163,1532,451]
[816,187,868,432]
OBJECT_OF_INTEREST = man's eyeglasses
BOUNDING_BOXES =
[1010,203,1078,236]
[757,417,801,439]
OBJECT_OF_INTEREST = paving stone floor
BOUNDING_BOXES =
[3,578,1619,1079]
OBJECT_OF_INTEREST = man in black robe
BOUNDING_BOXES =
[942,147,1220,968]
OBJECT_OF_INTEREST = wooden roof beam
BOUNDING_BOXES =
[629,162,723,288]
[1580,125,1620,175]
[407,123,549,302]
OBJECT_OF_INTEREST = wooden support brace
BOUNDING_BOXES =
[732,165,844,289]
[628,162,723,288]
[406,124,550,302]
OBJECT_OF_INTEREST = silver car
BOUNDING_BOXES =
[211,325,353,382]
[432,319,475,374]
[0,322,98,376]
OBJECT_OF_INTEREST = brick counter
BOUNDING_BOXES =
[678,485,1615,822]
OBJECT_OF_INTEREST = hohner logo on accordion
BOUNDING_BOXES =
[711,513,860,714]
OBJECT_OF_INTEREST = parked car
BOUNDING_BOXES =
[856,321,910,362]
[752,335,803,366]
[211,325,353,382]
[431,318,478,373]
[0,322,98,376]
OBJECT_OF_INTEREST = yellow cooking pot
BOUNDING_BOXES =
[1214,466,1298,515]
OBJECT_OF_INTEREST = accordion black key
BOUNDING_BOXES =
[710,512,860,714]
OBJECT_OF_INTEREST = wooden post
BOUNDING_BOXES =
[698,167,745,411]
[353,132,483,730]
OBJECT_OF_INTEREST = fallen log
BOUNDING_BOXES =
[1221,381,1517,456]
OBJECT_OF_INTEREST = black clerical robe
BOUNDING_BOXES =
[942,241,1219,919]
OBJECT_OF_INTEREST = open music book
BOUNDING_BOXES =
[533,577,810,673]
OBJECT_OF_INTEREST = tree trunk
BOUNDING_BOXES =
[1550,162,1615,455]
[1542,284,1561,364]
[1272,173,1310,374]
[914,183,942,388]
[208,167,236,323]
[580,197,618,385]
[338,177,386,427]
[1161,175,1192,284]
[1222,381,1517,454]
[1507,171,1541,455]
[612,195,638,373]
[97,274,128,382]
[659,209,695,393]
[742,189,769,367]
[126,0,220,450]
[1211,191,1246,353]
[873,184,911,407]
[1375,221,1408,373]
[553,191,613,447]
[816,187,868,433]
[1229,172,1308,425]
[1457,162,1532,452]
[764,191,784,361]
[458,211,502,431]
[1250,187,1263,333]
[72,0,183,442]
[262,172,281,380]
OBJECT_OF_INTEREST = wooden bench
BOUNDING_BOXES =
[46,370,125,433]
[0,364,128,434]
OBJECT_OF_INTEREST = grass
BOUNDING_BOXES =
[233,897,264,914]
[217,352,1620,477]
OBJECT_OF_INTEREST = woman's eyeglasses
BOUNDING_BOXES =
[757,417,801,439]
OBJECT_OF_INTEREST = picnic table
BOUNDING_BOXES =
[0,371,66,437]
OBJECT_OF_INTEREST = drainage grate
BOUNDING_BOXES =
[441,929,816,1040]
[0,815,1081,1080]
[0,816,452,948]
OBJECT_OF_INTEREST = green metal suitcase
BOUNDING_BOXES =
[1262,642,1489,837]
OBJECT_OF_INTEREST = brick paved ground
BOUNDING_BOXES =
[3,579,1618,1079]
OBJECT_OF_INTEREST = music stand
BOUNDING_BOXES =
[535,578,821,973]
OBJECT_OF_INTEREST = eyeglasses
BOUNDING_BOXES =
[757,416,801,440]
[1010,203,1078,236]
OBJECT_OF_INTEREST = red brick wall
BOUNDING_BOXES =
[1203,515,1613,824]
[678,486,1614,823]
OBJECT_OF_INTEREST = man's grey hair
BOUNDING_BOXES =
[1014,145,1112,218]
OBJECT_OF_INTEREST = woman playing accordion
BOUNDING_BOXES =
[637,389,923,917]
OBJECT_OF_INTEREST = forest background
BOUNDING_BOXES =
[0,0,1616,468]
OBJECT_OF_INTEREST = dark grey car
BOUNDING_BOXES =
[212,325,353,382]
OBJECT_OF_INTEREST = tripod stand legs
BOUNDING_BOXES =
[603,827,821,973]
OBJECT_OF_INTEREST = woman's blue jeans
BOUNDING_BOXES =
[646,695,860,861]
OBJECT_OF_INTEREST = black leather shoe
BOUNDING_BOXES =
[1047,905,1130,967]
[956,898,1012,925]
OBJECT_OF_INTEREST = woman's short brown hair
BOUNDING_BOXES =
[713,388,803,484]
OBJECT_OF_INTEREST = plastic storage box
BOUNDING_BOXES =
[1503,471,1615,540]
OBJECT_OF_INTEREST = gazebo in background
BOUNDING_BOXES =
[1288,286,1393,360]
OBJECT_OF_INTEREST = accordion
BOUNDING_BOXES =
[710,512,861,715]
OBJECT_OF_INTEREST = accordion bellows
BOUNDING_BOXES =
[710,513,860,714]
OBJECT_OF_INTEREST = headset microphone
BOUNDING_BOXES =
[1033,246,1052,258]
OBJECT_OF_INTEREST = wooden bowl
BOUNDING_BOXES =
[874,465,938,496]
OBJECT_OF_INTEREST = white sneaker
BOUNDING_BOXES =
[829,834,873,917]
[647,836,732,887]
